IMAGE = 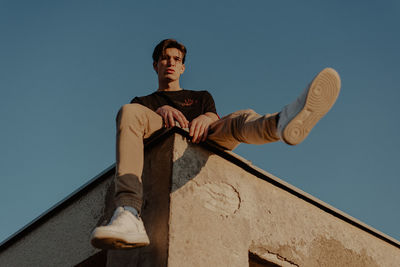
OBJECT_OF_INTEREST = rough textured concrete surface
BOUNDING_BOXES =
[167,134,400,267]
[1,130,399,267]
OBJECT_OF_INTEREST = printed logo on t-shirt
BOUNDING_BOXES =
[179,98,198,107]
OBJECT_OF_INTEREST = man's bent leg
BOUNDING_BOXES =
[208,110,280,150]
[115,103,164,213]
[91,103,163,250]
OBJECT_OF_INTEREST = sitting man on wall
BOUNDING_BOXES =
[90,38,341,249]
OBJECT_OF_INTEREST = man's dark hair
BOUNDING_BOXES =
[152,39,187,64]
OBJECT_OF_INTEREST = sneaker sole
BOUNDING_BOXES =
[91,230,150,250]
[282,68,341,145]
[91,237,149,250]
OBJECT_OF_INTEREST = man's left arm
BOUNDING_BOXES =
[189,112,219,143]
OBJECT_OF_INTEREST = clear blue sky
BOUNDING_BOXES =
[1,0,399,243]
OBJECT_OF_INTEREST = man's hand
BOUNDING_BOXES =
[189,113,219,143]
[156,105,189,128]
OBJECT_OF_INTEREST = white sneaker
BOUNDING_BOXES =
[90,207,150,249]
[278,68,341,145]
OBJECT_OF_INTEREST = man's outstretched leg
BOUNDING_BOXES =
[91,104,164,249]
[208,68,341,148]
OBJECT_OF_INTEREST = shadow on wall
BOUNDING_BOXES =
[249,252,280,267]
[171,139,211,193]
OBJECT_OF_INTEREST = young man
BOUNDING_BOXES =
[90,39,341,249]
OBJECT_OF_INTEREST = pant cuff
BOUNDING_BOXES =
[115,195,142,214]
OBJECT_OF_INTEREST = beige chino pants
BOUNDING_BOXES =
[115,103,280,212]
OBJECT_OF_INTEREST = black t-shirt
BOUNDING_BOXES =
[131,89,217,122]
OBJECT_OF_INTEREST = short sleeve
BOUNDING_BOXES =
[202,91,217,115]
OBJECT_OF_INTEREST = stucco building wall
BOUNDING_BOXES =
[167,134,399,266]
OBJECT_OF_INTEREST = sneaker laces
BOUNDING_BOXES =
[107,207,124,225]
[108,207,144,232]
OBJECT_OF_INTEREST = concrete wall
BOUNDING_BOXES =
[167,134,400,267]
[1,129,399,267]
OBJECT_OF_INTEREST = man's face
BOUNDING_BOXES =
[153,48,185,82]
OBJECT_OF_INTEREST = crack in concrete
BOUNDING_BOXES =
[250,247,299,267]
[265,249,299,267]
[228,183,242,214]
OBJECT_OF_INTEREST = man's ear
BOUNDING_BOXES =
[153,61,158,73]
[180,64,185,74]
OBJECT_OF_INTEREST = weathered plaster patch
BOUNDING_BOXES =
[306,236,380,267]
[193,182,241,216]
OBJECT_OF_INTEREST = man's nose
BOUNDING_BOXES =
[167,58,175,66]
